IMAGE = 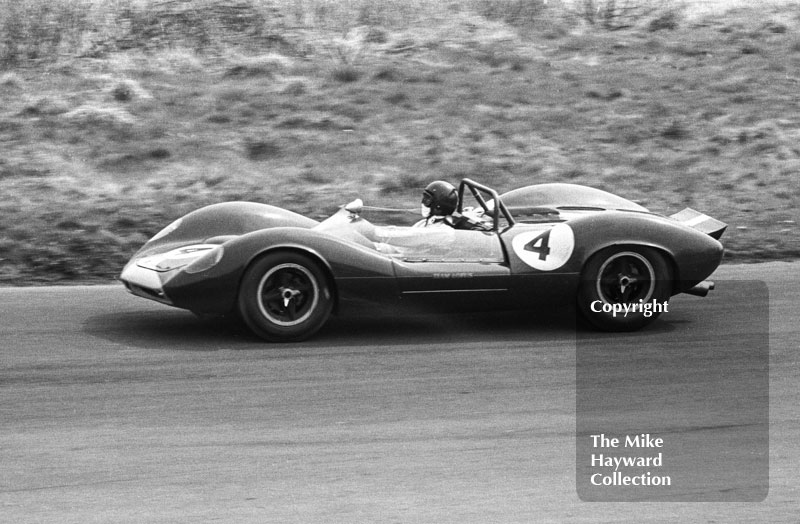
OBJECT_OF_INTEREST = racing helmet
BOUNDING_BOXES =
[421,181,458,218]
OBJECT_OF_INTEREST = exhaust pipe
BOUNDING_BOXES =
[686,281,715,297]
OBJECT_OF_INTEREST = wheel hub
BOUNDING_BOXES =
[256,263,320,327]
[618,275,638,295]
[596,251,656,305]
[281,287,302,307]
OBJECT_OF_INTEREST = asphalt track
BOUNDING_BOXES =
[1,262,797,523]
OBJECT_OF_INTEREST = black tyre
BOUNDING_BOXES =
[577,246,672,332]
[237,252,333,342]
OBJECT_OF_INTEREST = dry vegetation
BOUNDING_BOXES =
[1,0,798,283]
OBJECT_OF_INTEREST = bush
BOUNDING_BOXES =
[648,9,680,31]
[331,65,361,83]
[245,139,281,160]
[473,0,549,27]
[661,120,689,140]
[0,0,93,65]
[0,0,273,64]
[573,0,677,30]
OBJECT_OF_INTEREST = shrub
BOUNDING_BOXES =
[573,0,676,30]
[245,139,281,160]
[110,79,152,103]
[331,65,361,83]
[661,120,689,140]
[224,53,291,78]
[385,92,408,105]
[112,83,134,102]
[473,0,549,27]
[21,97,70,116]
[282,81,306,95]
[373,66,401,81]
[648,9,680,31]
[0,0,94,64]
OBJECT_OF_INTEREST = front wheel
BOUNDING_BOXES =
[237,252,333,342]
[577,246,672,332]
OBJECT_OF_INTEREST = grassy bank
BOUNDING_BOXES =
[1,0,798,283]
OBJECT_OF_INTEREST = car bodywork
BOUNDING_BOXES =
[120,179,726,339]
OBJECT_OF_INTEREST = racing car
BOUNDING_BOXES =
[120,179,726,341]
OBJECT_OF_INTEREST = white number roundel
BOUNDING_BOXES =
[511,223,575,271]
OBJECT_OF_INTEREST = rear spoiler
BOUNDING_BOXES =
[670,208,727,240]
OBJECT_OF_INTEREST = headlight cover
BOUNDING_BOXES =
[137,244,221,272]
[183,245,224,274]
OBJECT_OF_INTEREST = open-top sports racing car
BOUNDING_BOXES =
[120,179,726,341]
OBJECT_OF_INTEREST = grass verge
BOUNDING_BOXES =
[1,0,798,284]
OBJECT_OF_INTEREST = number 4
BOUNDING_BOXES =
[524,230,551,261]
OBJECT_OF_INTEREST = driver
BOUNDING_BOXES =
[415,181,491,230]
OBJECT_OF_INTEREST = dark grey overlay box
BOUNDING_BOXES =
[577,280,768,501]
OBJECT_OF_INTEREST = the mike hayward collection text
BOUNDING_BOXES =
[589,433,672,487]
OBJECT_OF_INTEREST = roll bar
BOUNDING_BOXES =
[458,178,516,232]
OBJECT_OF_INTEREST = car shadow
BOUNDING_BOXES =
[318,305,580,346]
[83,303,607,351]
[83,309,255,351]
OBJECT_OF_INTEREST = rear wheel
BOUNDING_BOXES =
[237,252,333,342]
[577,246,672,331]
